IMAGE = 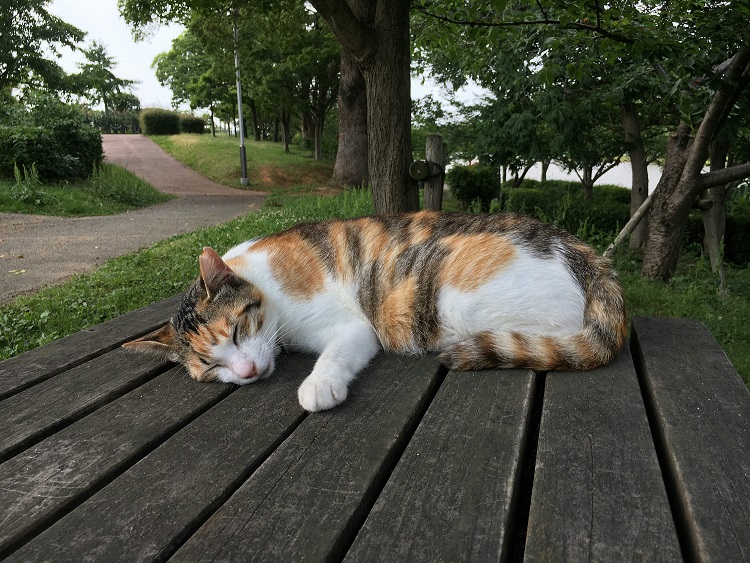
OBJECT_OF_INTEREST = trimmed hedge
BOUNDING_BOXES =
[179,114,206,134]
[140,109,207,135]
[140,108,180,135]
[506,179,750,265]
[504,181,630,236]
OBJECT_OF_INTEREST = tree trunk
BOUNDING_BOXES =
[621,101,649,250]
[513,163,533,187]
[280,110,291,154]
[641,122,694,279]
[314,116,324,160]
[702,140,732,273]
[541,159,550,183]
[331,47,369,187]
[301,111,314,140]
[581,165,594,201]
[360,0,418,211]
[249,98,261,142]
[312,0,418,213]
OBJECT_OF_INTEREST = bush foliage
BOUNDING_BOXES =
[140,108,181,135]
[446,165,499,211]
[140,109,208,135]
[504,179,630,236]
[179,114,206,134]
[683,197,750,266]
[0,95,102,182]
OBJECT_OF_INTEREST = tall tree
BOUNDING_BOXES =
[310,0,419,212]
[331,48,368,186]
[70,41,137,116]
[0,0,84,92]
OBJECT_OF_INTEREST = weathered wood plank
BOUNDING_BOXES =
[632,316,750,562]
[344,369,536,562]
[0,293,182,400]
[524,344,681,562]
[170,354,445,562]
[4,354,313,562]
[0,365,232,558]
[0,348,169,463]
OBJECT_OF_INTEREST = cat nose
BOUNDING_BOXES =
[236,361,257,379]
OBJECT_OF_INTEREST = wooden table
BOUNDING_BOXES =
[1,296,749,562]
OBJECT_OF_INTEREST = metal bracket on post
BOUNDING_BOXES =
[410,134,447,211]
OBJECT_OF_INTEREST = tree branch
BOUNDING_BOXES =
[683,45,750,184]
[696,162,750,191]
[413,2,634,44]
[603,194,653,258]
[308,0,374,61]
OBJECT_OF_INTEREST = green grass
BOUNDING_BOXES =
[615,253,750,383]
[150,134,334,193]
[0,163,173,216]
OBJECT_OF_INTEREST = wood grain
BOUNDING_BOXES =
[6,354,314,562]
[0,293,182,400]
[345,369,536,562]
[524,344,681,562]
[633,316,750,562]
[170,354,445,563]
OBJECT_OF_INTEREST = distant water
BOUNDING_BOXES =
[525,162,662,194]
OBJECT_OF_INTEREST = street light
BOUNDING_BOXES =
[233,9,248,186]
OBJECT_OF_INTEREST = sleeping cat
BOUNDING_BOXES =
[124,211,627,412]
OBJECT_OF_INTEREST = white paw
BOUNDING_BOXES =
[298,376,348,412]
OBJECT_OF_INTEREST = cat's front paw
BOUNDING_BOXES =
[298,375,348,412]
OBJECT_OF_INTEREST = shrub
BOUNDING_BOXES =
[504,181,630,236]
[446,165,499,211]
[0,96,103,182]
[684,200,750,266]
[179,114,206,134]
[140,108,180,135]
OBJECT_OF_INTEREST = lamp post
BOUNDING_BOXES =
[233,9,248,186]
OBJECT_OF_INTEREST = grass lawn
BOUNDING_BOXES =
[0,163,173,216]
[1,134,747,388]
[150,134,335,195]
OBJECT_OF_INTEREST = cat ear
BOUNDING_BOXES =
[122,324,181,363]
[199,247,240,299]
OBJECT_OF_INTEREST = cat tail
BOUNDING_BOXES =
[440,271,628,372]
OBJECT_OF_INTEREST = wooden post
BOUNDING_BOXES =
[424,135,446,211]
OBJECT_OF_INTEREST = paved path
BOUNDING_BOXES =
[0,135,265,303]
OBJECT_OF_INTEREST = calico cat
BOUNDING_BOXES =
[124,211,627,412]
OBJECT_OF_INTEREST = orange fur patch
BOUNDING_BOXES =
[252,233,326,300]
[440,234,516,291]
[359,219,391,263]
[376,276,416,352]
[408,211,436,244]
[329,221,354,281]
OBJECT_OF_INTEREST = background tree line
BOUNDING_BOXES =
[124,0,750,283]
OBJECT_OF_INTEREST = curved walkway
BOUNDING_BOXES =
[0,135,266,303]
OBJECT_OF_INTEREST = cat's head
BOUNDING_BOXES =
[124,247,277,385]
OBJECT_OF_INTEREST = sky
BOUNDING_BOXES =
[47,0,185,109]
